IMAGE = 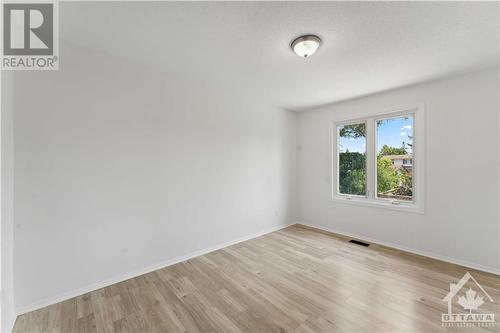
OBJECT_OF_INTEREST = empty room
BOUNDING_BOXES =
[1,1,499,332]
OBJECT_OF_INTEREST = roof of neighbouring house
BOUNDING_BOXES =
[383,155,413,160]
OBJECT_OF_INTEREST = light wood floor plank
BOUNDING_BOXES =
[13,225,500,332]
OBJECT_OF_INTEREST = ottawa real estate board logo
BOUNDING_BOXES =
[442,272,495,328]
[1,0,58,70]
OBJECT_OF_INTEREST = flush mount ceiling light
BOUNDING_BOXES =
[291,34,321,58]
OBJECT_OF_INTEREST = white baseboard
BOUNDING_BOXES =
[15,223,292,316]
[297,222,500,276]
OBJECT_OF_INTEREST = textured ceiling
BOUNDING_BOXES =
[60,1,499,110]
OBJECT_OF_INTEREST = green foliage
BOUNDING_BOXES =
[400,172,412,188]
[339,124,365,139]
[379,144,407,156]
[338,142,413,199]
[339,152,366,195]
[376,157,399,193]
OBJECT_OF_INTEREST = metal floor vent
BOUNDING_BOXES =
[349,239,370,247]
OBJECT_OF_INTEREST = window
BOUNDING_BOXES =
[333,106,424,212]
[337,122,366,196]
[376,115,414,202]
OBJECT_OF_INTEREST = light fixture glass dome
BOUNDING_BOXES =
[291,35,321,58]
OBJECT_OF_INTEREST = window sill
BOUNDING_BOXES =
[330,196,424,214]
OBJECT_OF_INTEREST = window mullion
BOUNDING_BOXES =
[366,118,376,200]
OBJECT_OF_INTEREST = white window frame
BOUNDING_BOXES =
[331,104,425,214]
[335,119,368,199]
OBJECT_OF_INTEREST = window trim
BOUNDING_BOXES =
[331,104,425,214]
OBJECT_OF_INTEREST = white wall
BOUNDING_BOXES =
[1,72,16,332]
[297,68,500,273]
[12,43,297,312]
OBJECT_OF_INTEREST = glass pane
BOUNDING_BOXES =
[338,123,366,196]
[376,115,414,201]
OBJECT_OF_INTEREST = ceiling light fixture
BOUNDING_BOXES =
[291,34,321,58]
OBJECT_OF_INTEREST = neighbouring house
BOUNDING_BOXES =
[384,154,413,176]
[379,154,414,200]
